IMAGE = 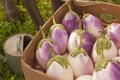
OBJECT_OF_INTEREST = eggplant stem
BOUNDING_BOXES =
[78,36,82,49]
[77,30,84,49]
[83,11,86,15]
[52,17,56,25]
[78,25,82,31]
[66,3,72,12]
[82,12,89,19]
[40,27,46,39]
[49,46,55,58]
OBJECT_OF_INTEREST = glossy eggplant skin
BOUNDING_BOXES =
[62,11,81,35]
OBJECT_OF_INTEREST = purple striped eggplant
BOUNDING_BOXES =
[48,17,68,54]
[82,13,104,39]
[93,54,120,80]
[36,28,59,70]
[68,29,95,56]
[62,4,81,34]
[68,36,94,78]
[36,39,59,70]
[106,23,120,48]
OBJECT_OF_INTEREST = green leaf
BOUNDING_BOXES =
[100,13,116,21]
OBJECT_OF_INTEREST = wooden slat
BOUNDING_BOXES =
[23,0,45,30]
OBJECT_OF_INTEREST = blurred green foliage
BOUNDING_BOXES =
[0,0,51,80]
[112,0,120,4]
[37,0,52,20]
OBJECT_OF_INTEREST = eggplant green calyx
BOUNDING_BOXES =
[47,55,69,69]
[37,39,55,49]
[75,29,85,36]
[95,53,109,71]
[40,27,46,39]
[70,48,87,57]
[96,36,111,55]
[74,25,82,35]
[75,30,85,49]
[53,17,57,25]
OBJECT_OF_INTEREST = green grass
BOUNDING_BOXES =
[0,0,51,79]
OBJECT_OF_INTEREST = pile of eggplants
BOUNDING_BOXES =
[35,4,120,80]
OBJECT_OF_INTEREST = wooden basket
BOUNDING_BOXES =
[21,0,120,80]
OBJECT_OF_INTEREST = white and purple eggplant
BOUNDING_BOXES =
[91,33,117,63]
[82,13,104,39]
[36,29,59,70]
[106,23,120,48]
[48,17,68,54]
[47,54,73,80]
[62,4,81,34]
[75,75,92,80]
[68,37,94,78]
[68,28,95,56]
[93,54,120,80]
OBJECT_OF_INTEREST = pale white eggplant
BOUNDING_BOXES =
[68,48,94,78]
[46,55,73,80]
